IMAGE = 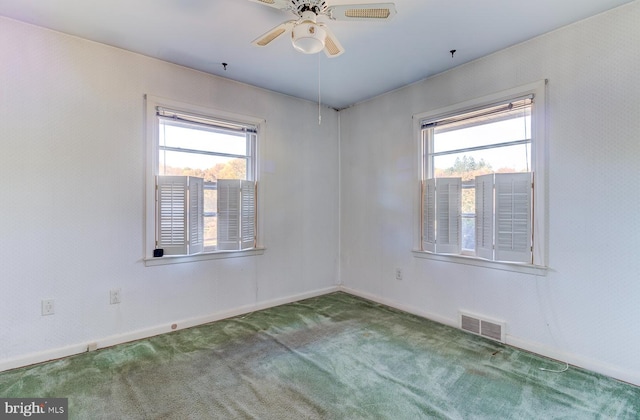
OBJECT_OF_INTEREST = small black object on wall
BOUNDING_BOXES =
[153,249,164,258]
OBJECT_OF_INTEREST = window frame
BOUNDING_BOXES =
[144,95,265,266]
[412,81,548,274]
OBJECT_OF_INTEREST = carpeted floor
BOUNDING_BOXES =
[1,292,639,419]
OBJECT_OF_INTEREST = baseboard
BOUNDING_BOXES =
[339,286,640,387]
[4,285,637,387]
[0,285,340,373]
[339,286,458,329]
[506,336,640,387]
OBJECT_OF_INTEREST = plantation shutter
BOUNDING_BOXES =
[494,172,532,263]
[157,176,188,255]
[240,180,256,250]
[435,178,462,254]
[188,177,204,254]
[475,174,494,260]
[422,179,436,252]
[217,179,256,250]
[157,176,204,256]
[217,180,239,250]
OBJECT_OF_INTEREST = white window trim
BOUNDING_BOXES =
[145,248,265,267]
[144,94,265,266]
[412,80,548,273]
[411,250,547,275]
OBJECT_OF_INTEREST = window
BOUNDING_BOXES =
[416,82,547,268]
[145,96,263,263]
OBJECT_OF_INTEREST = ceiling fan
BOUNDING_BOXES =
[248,0,396,57]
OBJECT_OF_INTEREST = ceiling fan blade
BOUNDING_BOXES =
[247,0,291,10]
[326,3,397,21]
[251,20,296,47]
[321,25,345,58]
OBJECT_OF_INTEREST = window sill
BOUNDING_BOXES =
[144,247,265,266]
[412,250,547,276]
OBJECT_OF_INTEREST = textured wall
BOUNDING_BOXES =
[0,17,340,367]
[340,1,640,385]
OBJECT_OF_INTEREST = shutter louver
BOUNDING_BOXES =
[157,176,204,256]
[422,179,436,252]
[188,177,204,255]
[475,174,494,260]
[217,179,256,251]
[494,172,532,263]
[157,176,188,256]
[217,180,240,251]
[436,178,462,254]
[240,180,256,250]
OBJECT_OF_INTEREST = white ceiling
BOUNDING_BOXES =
[0,0,633,109]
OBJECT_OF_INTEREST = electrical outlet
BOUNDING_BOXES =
[41,299,55,316]
[395,268,403,281]
[110,289,121,305]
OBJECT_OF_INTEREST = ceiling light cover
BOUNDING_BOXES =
[291,22,326,54]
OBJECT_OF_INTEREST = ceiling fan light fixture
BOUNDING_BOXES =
[291,21,326,54]
[249,0,395,57]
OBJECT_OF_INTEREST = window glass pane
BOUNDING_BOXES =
[159,150,248,180]
[204,184,218,249]
[433,143,531,179]
[433,113,530,154]
[462,216,475,250]
[461,188,475,214]
[462,187,476,251]
[204,187,217,215]
[204,215,217,249]
[160,122,248,156]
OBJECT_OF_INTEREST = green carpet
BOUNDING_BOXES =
[1,292,639,419]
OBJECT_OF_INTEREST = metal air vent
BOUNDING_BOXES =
[460,312,506,343]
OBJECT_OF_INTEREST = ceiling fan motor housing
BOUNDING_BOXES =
[290,0,328,16]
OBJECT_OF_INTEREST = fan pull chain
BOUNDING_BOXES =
[318,53,322,125]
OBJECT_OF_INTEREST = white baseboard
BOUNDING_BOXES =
[506,336,640,387]
[3,285,638,387]
[0,285,340,373]
[339,286,458,328]
[340,286,640,387]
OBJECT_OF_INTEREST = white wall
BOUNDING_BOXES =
[340,1,640,385]
[0,17,339,369]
